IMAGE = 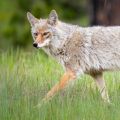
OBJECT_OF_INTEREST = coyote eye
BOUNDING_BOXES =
[43,32,49,36]
[34,32,38,37]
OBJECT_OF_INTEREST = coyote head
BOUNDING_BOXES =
[27,10,63,48]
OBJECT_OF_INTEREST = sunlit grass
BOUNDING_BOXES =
[0,49,120,120]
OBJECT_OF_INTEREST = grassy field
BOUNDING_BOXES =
[0,49,120,120]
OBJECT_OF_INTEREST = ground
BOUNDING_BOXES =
[0,49,120,120]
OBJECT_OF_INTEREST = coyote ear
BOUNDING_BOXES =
[48,10,58,25]
[27,12,39,26]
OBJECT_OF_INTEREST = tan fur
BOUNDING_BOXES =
[43,70,76,101]
[27,10,120,103]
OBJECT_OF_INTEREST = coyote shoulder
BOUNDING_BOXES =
[27,10,120,103]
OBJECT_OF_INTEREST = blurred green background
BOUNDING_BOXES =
[0,0,89,50]
[0,0,120,50]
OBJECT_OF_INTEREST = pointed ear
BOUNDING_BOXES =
[27,12,39,26]
[47,10,58,25]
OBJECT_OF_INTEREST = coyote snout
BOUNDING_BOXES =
[33,38,51,48]
[33,42,38,48]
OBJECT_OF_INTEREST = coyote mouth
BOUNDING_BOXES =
[37,39,50,48]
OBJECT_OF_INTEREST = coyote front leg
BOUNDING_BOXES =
[91,72,110,103]
[43,70,76,101]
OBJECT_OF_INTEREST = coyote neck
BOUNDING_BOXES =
[43,21,79,57]
[58,21,79,35]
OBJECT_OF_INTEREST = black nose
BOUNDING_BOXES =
[33,43,38,48]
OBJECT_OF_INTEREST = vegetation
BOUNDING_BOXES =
[0,50,120,120]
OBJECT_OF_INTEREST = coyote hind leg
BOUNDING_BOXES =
[91,72,110,103]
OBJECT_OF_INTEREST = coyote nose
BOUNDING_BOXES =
[33,43,38,48]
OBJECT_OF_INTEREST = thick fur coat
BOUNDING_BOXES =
[43,25,120,76]
[27,10,120,103]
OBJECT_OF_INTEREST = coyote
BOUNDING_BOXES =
[27,10,120,103]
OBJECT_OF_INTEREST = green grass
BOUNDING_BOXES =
[0,49,120,120]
